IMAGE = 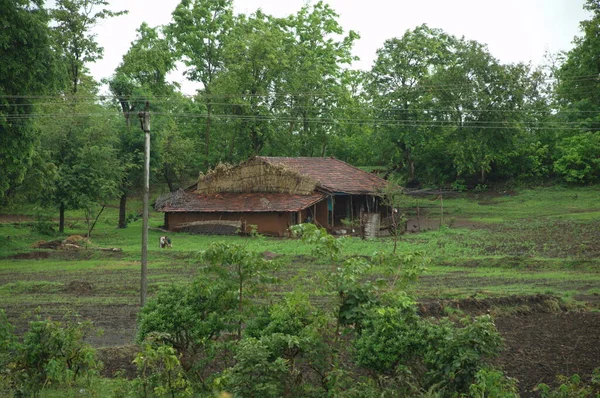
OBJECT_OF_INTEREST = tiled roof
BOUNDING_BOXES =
[156,191,326,213]
[258,157,388,194]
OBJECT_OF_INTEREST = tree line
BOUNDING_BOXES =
[1,0,599,229]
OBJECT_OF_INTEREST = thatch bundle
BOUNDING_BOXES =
[196,158,318,195]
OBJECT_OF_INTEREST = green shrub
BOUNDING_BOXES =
[137,278,237,369]
[217,337,288,398]
[131,334,192,398]
[536,368,600,398]
[353,302,427,375]
[33,213,55,235]
[424,315,503,393]
[354,304,503,396]
[468,368,519,398]
[8,313,102,396]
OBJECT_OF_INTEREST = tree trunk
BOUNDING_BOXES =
[87,205,106,237]
[163,164,174,192]
[59,202,65,233]
[480,166,486,184]
[118,193,127,229]
[204,102,212,170]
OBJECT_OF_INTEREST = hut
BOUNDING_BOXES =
[155,156,389,236]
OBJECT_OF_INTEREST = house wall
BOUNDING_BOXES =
[315,198,329,228]
[166,211,291,237]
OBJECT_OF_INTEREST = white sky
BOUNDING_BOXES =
[89,0,591,95]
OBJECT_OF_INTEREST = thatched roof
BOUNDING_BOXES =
[196,157,318,195]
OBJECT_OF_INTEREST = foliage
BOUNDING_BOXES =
[131,333,193,398]
[554,132,600,183]
[51,0,127,94]
[354,306,503,395]
[0,312,102,396]
[290,223,345,262]
[201,242,279,337]
[217,337,288,398]
[536,368,600,398]
[0,0,62,201]
[468,368,519,398]
[137,278,236,362]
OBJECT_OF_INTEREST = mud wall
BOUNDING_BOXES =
[166,212,291,236]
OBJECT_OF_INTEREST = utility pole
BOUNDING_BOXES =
[138,101,150,307]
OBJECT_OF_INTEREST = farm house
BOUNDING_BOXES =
[154,156,390,236]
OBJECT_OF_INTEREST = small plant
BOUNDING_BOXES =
[536,369,600,398]
[452,179,468,192]
[468,368,519,397]
[474,184,488,193]
[132,333,193,398]
[33,213,55,235]
[217,337,288,398]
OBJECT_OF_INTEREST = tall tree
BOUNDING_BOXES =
[51,0,126,95]
[37,91,123,235]
[168,0,234,169]
[552,0,600,183]
[108,23,178,228]
[49,0,126,232]
[281,1,358,157]
[0,0,61,201]
[369,25,454,183]
[210,11,290,160]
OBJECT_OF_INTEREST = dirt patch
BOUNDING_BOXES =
[6,251,51,260]
[0,214,35,223]
[32,239,64,249]
[98,344,139,378]
[263,251,279,260]
[496,312,600,397]
[418,294,565,317]
[63,280,94,295]
[574,293,600,306]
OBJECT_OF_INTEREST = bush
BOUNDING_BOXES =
[217,338,288,398]
[424,315,503,393]
[131,334,192,398]
[136,278,237,370]
[0,312,102,396]
[468,368,519,398]
[536,368,600,398]
[354,303,503,396]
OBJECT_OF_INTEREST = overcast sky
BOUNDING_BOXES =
[89,0,590,95]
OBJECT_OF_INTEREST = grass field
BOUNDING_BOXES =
[1,187,599,318]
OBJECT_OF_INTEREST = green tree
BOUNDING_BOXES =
[51,0,126,95]
[552,0,600,184]
[281,1,358,157]
[0,0,61,202]
[210,11,290,160]
[108,23,179,228]
[37,94,123,235]
[369,25,454,183]
[46,0,126,232]
[168,0,234,169]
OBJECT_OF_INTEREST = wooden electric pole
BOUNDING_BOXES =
[138,101,150,307]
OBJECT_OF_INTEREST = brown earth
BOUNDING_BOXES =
[496,312,600,397]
